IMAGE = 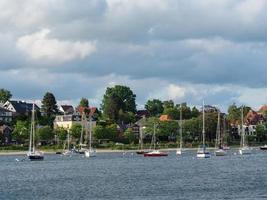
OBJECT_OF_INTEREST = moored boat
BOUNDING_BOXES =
[144,150,168,157]
[144,122,168,157]
[197,101,210,158]
[260,145,267,150]
[239,106,251,155]
[214,110,227,156]
[27,104,44,161]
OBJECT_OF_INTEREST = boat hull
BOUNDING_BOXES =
[197,153,210,158]
[260,145,267,150]
[214,149,227,156]
[176,150,182,155]
[239,148,251,155]
[136,151,148,155]
[144,150,168,157]
[144,153,168,157]
[85,150,96,158]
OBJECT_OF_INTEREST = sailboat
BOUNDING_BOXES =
[136,123,148,154]
[144,122,168,157]
[85,116,96,158]
[214,111,227,156]
[176,104,183,155]
[62,131,72,156]
[78,112,87,154]
[27,104,44,161]
[239,106,251,155]
[197,101,210,158]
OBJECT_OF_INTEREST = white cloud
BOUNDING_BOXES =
[16,29,96,63]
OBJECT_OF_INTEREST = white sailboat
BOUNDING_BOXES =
[85,116,96,158]
[27,104,44,161]
[78,112,87,154]
[144,122,168,157]
[176,104,183,155]
[239,106,251,155]
[214,111,227,156]
[197,101,210,158]
[62,131,72,156]
[136,123,148,154]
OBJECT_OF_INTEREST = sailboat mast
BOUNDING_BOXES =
[80,113,84,145]
[32,103,35,153]
[179,104,182,149]
[89,115,92,150]
[140,125,143,150]
[153,122,156,150]
[215,111,221,148]
[67,131,70,150]
[202,101,205,147]
[241,106,244,148]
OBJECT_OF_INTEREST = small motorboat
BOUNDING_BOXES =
[144,150,168,157]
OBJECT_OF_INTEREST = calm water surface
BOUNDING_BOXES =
[0,150,267,200]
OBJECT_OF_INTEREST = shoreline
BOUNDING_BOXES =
[0,146,262,156]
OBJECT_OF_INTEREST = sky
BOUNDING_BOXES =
[1,0,267,111]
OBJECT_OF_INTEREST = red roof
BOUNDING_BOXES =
[77,106,97,116]
[159,115,172,121]
[259,105,267,113]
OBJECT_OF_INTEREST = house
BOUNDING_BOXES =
[0,125,12,144]
[54,113,96,130]
[59,105,74,115]
[0,107,12,123]
[76,106,99,120]
[136,110,149,119]
[2,100,39,117]
[245,110,264,125]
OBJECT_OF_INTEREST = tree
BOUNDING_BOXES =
[158,121,179,140]
[101,85,136,123]
[256,124,266,142]
[12,120,29,143]
[163,107,179,120]
[70,124,82,139]
[124,128,135,143]
[177,103,192,119]
[145,99,164,117]
[79,98,89,107]
[54,127,68,141]
[163,100,174,109]
[37,126,54,141]
[0,88,12,103]
[93,124,118,140]
[191,106,200,118]
[41,92,58,117]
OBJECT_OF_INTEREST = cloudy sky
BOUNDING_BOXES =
[1,0,267,111]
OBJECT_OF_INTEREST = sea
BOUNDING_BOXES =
[0,149,267,200]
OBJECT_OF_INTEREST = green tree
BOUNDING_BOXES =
[101,85,136,123]
[41,92,58,118]
[191,106,200,118]
[163,100,174,109]
[256,124,266,142]
[70,124,82,139]
[94,124,118,140]
[0,88,12,104]
[163,107,179,120]
[37,126,54,141]
[79,98,89,107]
[12,120,29,143]
[145,99,164,117]
[54,127,68,141]
[176,103,192,119]
[124,128,135,143]
[158,121,179,139]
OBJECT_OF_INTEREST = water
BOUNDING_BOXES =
[1,150,267,200]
